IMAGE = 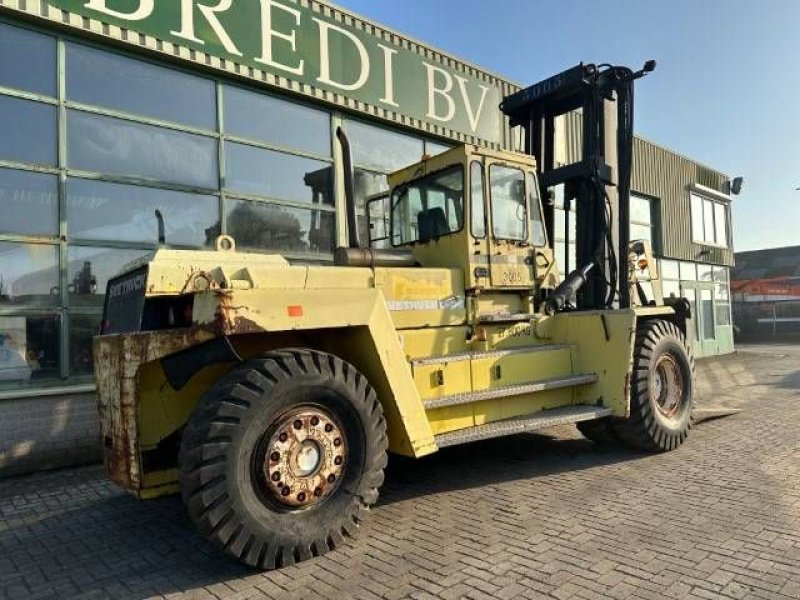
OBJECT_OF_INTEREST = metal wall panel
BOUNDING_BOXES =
[559,112,732,267]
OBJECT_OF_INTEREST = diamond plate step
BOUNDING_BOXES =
[435,405,613,448]
[424,373,598,410]
[409,344,571,368]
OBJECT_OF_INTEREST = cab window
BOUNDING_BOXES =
[391,165,464,245]
[527,172,547,246]
[490,165,527,241]
[471,161,486,238]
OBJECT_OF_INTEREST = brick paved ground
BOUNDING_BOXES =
[1,343,798,600]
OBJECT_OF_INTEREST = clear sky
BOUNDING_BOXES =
[336,0,799,252]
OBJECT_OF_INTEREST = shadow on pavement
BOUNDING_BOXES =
[0,432,645,599]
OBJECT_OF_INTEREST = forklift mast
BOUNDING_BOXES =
[500,61,655,312]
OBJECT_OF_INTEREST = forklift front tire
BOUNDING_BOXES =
[179,349,387,569]
[612,320,695,452]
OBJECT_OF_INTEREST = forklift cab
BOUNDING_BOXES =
[369,145,557,295]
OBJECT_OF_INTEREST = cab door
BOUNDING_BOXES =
[485,162,535,289]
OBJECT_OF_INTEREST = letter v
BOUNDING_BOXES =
[455,76,490,133]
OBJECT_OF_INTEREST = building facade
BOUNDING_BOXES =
[0,0,733,475]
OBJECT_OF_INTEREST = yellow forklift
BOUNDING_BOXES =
[93,61,694,569]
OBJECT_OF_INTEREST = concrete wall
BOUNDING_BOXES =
[0,392,101,478]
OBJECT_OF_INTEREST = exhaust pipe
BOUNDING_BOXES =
[336,127,360,249]
[154,209,166,246]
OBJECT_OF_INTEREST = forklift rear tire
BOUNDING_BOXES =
[179,349,387,569]
[612,320,694,452]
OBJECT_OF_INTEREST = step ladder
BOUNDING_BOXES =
[435,405,612,448]
[408,345,605,449]
[423,373,598,410]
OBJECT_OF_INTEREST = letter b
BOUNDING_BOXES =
[84,0,154,21]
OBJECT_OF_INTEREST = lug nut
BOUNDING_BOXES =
[297,492,306,502]
[310,416,319,426]
[281,486,291,496]
[314,487,322,497]
[293,419,303,430]
[270,472,281,482]
[334,456,343,466]
[270,451,280,462]
[333,438,342,447]
[324,423,334,432]
[327,474,336,484]
[278,432,288,442]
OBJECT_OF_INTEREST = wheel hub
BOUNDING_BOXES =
[262,408,346,508]
[652,354,683,418]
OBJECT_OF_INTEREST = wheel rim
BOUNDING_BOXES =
[652,353,684,419]
[261,407,347,509]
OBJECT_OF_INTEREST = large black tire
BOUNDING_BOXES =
[179,349,387,569]
[612,319,695,452]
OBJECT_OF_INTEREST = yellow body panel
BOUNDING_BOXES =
[470,346,572,391]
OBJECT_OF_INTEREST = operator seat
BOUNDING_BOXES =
[417,207,449,242]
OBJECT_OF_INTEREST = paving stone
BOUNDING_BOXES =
[0,345,798,599]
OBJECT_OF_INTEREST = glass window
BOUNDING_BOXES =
[355,169,389,243]
[0,169,58,236]
[0,96,57,166]
[527,172,546,246]
[367,196,390,249]
[0,315,59,388]
[66,44,216,129]
[662,280,680,299]
[225,199,335,255]
[67,247,151,309]
[691,192,729,247]
[714,202,728,247]
[347,120,423,171]
[0,242,59,307]
[391,166,464,245]
[0,23,56,96]
[225,142,332,205]
[713,267,730,301]
[471,162,485,238]
[355,170,388,213]
[679,261,697,281]
[630,194,652,225]
[67,179,218,247]
[660,259,679,281]
[697,263,713,282]
[703,198,715,244]
[631,222,652,245]
[701,288,715,339]
[690,193,704,243]
[69,313,102,377]
[682,287,700,342]
[490,165,527,241]
[225,86,330,156]
[68,110,218,188]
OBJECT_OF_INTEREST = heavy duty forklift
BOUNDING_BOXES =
[93,61,695,569]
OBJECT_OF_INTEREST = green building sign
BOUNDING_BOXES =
[46,0,505,143]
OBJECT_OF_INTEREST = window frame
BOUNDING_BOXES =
[488,163,529,243]
[389,163,466,247]
[470,160,486,239]
[629,191,661,255]
[690,192,730,248]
